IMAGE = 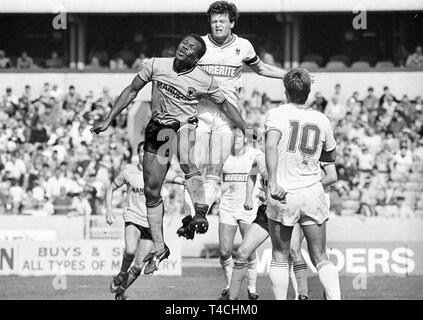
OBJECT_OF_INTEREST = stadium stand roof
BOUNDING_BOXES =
[2,0,423,13]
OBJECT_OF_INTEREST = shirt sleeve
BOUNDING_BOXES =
[206,76,226,105]
[137,58,155,83]
[264,109,282,134]
[113,170,126,189]
[323,118,337,152]
[243,40,260,66]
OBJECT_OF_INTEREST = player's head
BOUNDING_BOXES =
[137,141,145,165]
[176,34,207,65]
[283,68,311,105]
[232,129,245,155]
[207,1,239,41]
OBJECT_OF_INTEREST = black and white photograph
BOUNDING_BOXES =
[0,0,423,305]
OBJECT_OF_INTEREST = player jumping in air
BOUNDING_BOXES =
[106,142,152,300]
[265,68,341,300]
[228,162,338,300]
[91,34,252,275]
[216,130,265,300]
[177,1,288,240]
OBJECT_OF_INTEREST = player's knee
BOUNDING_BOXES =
[236,246,251,262]
[272,249,290,262]
[219,249,232,261]
[309,247,328,266]
[144,185,161,202]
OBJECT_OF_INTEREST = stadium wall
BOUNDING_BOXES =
[1,70,423,103]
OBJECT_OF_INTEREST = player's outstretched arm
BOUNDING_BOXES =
[248,60,287,79]
[90,75,147,134]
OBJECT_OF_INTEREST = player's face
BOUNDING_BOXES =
[176,37,202,65]
[233,130,245,155]
[209,13,234,41]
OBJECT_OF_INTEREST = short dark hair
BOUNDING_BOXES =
[185,33,207,60]
[283,69,311,105]
[137,141,144,153]
[207,1,239,24]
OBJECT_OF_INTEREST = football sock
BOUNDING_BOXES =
[119,252,135,276]
[146,198,165,252]
[269,261,289,300]
[219,256,234,290]
[317,260,341,300]
[288,256,299,299]
[121,266,142,290]
[247,253,258,293]
[294,262,308,297]
[229,260,249,299]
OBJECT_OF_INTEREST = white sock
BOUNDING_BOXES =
[269,261,289,300]
[247,254,258,293]
[317,260,341,300]
[288,257,299,299]
[205,175,221,210]
[219,256,234,289]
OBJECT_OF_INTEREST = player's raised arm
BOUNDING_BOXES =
[248,59,287,79]
[90,74,148,135]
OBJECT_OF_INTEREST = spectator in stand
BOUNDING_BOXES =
[325,84,348,124]
[405,45,423,68]
[347,91,362,119]
[96,86,114,109]
[86,56,102,70]
[71,191,92,216]
[0,50,12,68]
[2,87,19,116]
[45,51,64,68]
[259,46,276,65]
[311,91,328,113]
[115,42,136,67]
[88,46,109,67]
[53,186,73,215]
[362,87,379,123]
[109,57,128,70]
[379,86,399,109]
[29,121,48,144]
[132,52,149,70]
[17,51,34,69]
[391,146,413,177]
[63,85,81,110]
[357,177,377,216]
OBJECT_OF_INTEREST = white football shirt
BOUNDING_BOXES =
[265,104,336,192]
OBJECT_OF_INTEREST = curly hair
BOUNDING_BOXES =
[207,1,239,24]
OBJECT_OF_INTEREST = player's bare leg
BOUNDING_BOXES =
[229,223,269,300]
[110,224,141,294]
[239,221,259,300]
[268,219,294,300]
[143,151,171,274]
[301,222,341,300]
[204,128,234,211]
[115,238,154,300]
[218,222,237,299]
[178,124,210,234]
[290,223,308,300]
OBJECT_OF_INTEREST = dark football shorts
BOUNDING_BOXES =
[144,117,198,157]
[125,222,153,240]
[252,204,269,232]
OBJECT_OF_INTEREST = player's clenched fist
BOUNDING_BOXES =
[269,183,287,202]
[90,119,111,135]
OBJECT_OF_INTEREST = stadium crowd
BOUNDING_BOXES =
[0,81,422,219]
[1,44,422,71]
